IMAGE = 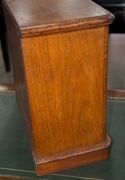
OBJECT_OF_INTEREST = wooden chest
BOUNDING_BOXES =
[2,0,114,176]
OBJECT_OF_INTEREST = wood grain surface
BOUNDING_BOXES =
[22,26,109,164]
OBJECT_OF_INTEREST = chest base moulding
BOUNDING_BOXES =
[2,0,114,176]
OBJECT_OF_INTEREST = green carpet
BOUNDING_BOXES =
[0,92,124,180]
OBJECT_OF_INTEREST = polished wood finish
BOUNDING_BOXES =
[22,26,108,160]
[2,0,114,176]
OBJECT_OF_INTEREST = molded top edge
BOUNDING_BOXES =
[3,0,114,37]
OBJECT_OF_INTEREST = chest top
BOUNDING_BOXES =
[3,0,114,37]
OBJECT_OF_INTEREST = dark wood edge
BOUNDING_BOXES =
[21,24,109,39]
[108,89,125,98]
[0,84,15,93]
[20,14,114,38]
[36,136,111,176]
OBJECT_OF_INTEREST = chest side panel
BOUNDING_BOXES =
[22,26,108,163]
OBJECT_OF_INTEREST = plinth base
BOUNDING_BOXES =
[36,136,111,176]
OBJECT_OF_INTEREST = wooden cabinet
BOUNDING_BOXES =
[2,0,114,176]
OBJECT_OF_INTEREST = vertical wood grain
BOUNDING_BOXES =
[22,26,108,163]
